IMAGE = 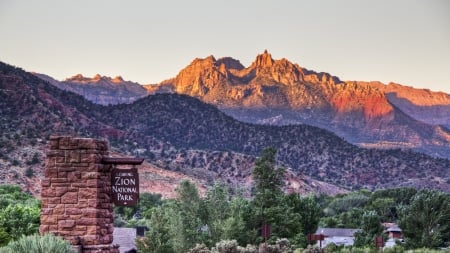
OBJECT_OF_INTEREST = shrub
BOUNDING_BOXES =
[0,233,74,253]
[188,243,211,253]
[216,240,238,253]
[25,167,34,178]
[0,204,40,241]
[302,245,321,253]
[237,244,257,253]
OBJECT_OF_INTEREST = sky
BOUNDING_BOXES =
[1,0,449,93]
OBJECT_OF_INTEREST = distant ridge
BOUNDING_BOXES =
[33,52,450,159]
[2,60,450,194]
[148,51,450,159]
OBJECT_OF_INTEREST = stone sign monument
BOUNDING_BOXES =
[40,136,143,253]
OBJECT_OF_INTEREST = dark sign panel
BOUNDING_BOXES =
[111,168,139,206]
[374,236,384,248]
[261,223,271,239]
[307,233,325,241]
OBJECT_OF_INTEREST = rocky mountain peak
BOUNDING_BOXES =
[65,73,86,82]
[253,49,274,68]
[216,57,245,71]
[93,74,102,81]
[112,76,124,83]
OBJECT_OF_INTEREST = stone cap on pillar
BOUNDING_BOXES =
[101,157,144,165]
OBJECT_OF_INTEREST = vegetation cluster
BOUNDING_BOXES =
[0,149,449,252]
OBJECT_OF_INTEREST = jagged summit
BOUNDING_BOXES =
[252,49,274,68]
[112,76,124,83]
[150,51,450,159]
[93,74,102,81]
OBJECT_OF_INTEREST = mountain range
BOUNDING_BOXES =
[1,51,450,197]
[35,51,450,159]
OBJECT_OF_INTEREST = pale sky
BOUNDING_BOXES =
[1,0,449,93]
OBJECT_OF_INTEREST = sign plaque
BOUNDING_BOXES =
[261,224,271,239]
[111,168,139,206]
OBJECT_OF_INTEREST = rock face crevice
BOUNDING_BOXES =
[40,136,119,253]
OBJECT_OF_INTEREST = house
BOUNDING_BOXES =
[382,223,402,239]
[113,227,137,253]
[383,223,403,249]
[315,228,361,247]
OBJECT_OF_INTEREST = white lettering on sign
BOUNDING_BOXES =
[112,186,138,193]
[111,168,139,206]
[114,177,136,186]
[117,193,133,201]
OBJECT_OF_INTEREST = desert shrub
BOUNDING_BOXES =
[276,238,290,250]
[237,244,257,253]
[216,240,238,253]
[0,233,73,253]
[188,243,211,253]
[411,249,450,253]
[302,245,321,253]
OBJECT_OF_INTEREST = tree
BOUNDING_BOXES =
[353,210,384,247]
[398,189,450,249]
[204,183,230,244]
[284,194,321,236]
[175,180,204,251]
[221,195,252,245]
[251,147,305,245]
[137,202,180,253]
[252,147,285,218]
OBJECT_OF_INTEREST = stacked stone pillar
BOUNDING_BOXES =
[40,136,119,253]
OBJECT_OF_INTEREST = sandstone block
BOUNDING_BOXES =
[75,225,87,231]
[53,204,65,215]
[41,208,53,215]
[58,220,75,229]
[82,209,98,218]
[51,182,71,187]
[61,192,78,204]
[48,197,61,204]
[68,151,81,163]
[45,168,58,178]
[66,208,82,215]
[39,225,49,234]
[67,171,81,182]
[41,215,57,225]
[72,182,88,188]
[58,166,77,172]
[51,178,68,184]
[86,225,99,235]
[41,188,56,197]
[55,187,68,197]
[78,218,99,226]
[82,172,100,179]
[87,179,102,188]
[41,178,51,187]
[79,188,97,200]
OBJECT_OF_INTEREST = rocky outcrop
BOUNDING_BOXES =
[157,51,450,158]
[35,73,148,105]
[368,82,450,128]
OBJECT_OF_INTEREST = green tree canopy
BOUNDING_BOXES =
[353,210,384,247]
[398,189,450,249]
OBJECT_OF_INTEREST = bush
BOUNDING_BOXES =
[302,245,321,253]
[383,245,405,253]
[189,243,211,253]
[25,167,34,178]
[0,233,74,253]
[237,244,257,253]
[216,240,238,253]
[0,204,40,241]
